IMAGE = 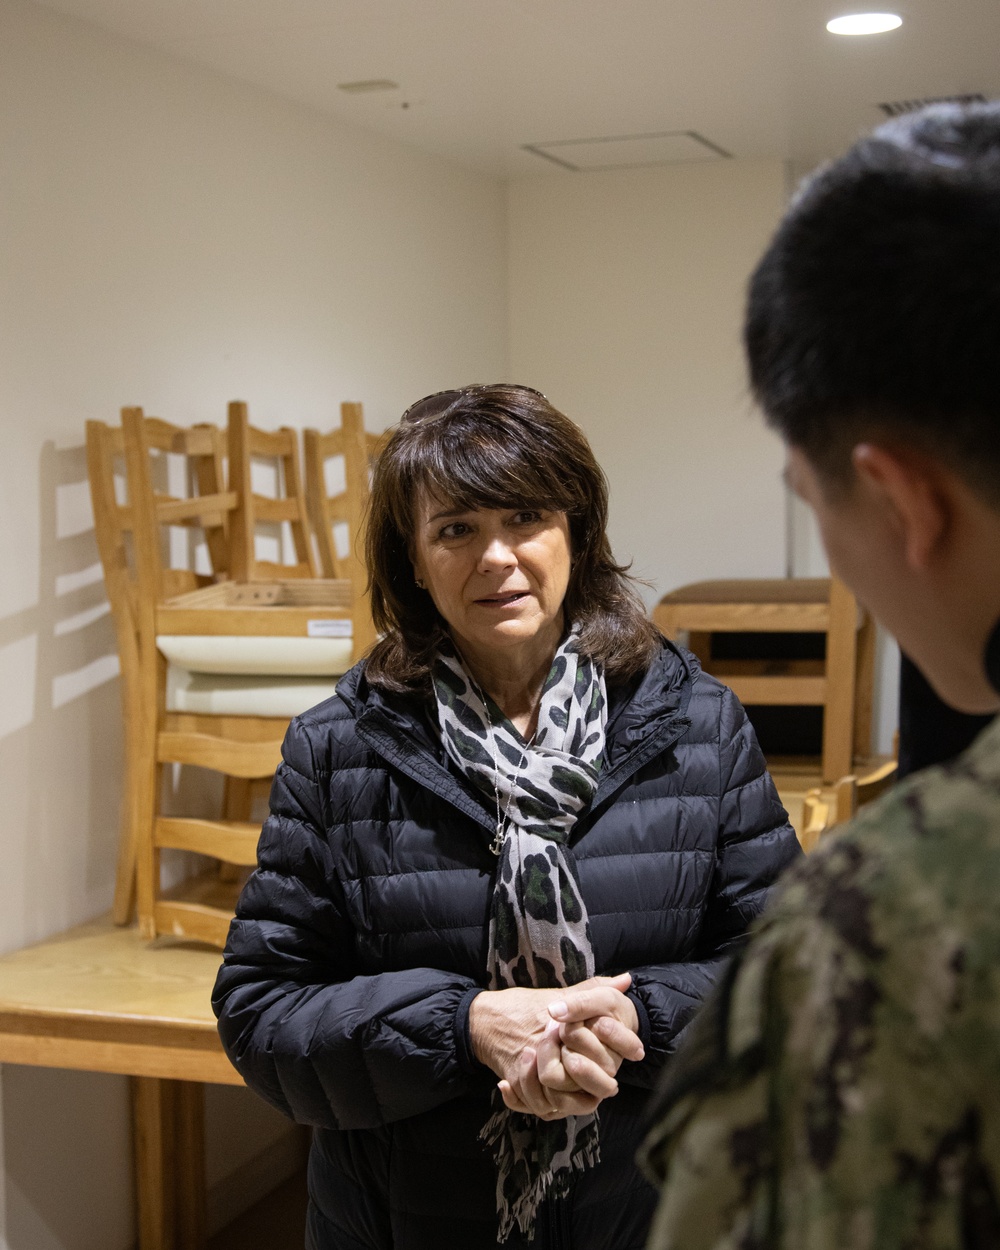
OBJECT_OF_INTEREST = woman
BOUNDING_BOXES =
[213,384,800,1250]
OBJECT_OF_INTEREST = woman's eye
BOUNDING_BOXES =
[438,522,470,540]
[512,510,543,525]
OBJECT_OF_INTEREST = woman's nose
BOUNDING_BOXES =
[477,535,516,573]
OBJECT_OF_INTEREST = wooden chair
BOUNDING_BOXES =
[120,406,354,944]
[653,577,876,784]
[228,400,317,581]
[800,758,899,851]
[303,401,384,658]
[90,414,241,930]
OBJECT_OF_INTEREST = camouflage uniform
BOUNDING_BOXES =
[640,715,1000,1250]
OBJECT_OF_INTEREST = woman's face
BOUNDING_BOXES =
[411,493,572,670]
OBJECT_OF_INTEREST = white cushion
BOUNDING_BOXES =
[157,634,353,677]
[165,666,336,718]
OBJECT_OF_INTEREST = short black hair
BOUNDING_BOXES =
[745,101,1000,503]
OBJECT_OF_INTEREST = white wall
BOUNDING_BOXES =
[0,0,507,1244]
[507,158,898,753]
[507,158,789,594]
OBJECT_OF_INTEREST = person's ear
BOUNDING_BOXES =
[409,551,426,589]
[851,443,950,571]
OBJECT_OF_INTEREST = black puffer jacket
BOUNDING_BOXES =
[213,641,799,1250]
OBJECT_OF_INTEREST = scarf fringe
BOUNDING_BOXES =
[483,1107,602,1243]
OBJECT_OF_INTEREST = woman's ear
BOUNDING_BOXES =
[851,443,952,572]
[409,551,428,591]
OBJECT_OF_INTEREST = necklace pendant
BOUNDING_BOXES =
[490,825,505,857]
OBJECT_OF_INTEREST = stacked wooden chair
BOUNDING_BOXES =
[654,576,876,784]
[88,401,378,945]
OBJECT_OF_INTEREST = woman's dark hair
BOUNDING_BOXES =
[745,101,1000,504]
[363,384,660,692]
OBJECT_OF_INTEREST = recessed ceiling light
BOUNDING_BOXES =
[827,12,903,35]
[825,12,900,35]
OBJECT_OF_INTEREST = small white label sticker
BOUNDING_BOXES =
[307,619,353,638]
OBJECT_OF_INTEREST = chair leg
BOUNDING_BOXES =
[134,758,161,941]
[174,1082,207,1250]
[823,579,859,784]
[132,1077,175,1250]
[129,648,161,939]
[113,633,144,925]
[111,727,139,925]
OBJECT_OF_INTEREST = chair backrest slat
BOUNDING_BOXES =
[122,406,235,612]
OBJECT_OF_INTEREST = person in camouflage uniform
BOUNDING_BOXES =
[635,101,1000,1247]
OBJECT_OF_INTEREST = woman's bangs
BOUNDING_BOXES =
[406,426,573,515]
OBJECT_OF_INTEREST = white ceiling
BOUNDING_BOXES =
[32,0,1000,177]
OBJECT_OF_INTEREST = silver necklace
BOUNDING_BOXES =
[479,690,534,857]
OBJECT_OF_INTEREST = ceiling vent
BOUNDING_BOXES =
[337,79,399,94]
[877,93,987,117]
[522,130,732,171]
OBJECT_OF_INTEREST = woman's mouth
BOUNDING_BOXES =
[475,591,529,607]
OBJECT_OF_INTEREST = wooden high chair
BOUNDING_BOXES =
[654,576,876,784]
[120,407,354,944]
[303,401,385,658]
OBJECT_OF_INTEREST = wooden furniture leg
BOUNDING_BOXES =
[174,1081,207,1250]
[131,1076,206,1250]
[111,734,138,925]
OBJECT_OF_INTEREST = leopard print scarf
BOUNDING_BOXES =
[433,629,608,1241]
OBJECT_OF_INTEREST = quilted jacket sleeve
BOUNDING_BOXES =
[622,685,801,1089]
[212,715,485,1131]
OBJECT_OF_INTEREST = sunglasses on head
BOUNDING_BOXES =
[400,383,546,425]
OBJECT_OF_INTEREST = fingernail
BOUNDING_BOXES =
[549,1001,568,1019]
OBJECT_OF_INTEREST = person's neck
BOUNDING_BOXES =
[454,622,564,739]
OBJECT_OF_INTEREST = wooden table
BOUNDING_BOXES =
[0,914,242,1250]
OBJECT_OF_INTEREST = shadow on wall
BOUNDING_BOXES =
[0,441,124,947]
[0,439,227,951]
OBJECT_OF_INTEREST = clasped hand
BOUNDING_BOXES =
[468,972,644,1121]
